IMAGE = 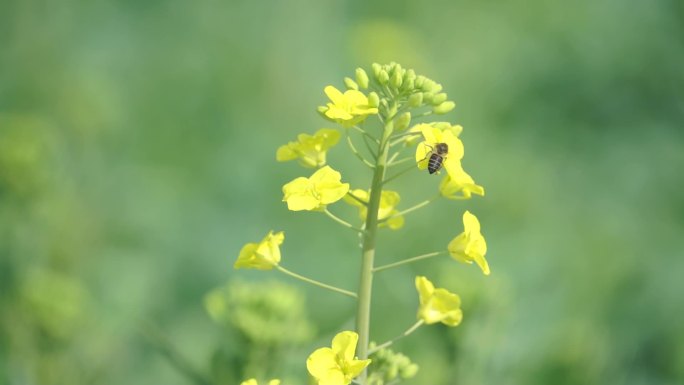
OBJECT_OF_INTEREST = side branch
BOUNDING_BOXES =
[372,251,446,273]
[346,134,375,169]
[368,320,425,354]
[276,265,358,298]
[324,208,365,233]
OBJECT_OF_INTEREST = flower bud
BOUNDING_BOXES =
[431,83,443,93]
[372,62,382,78]
[395,112,411,131]
[404,69,416,83]
[415,75,426,88]
[344,77,358,90]
[400,363,419,378]
[355,68,369,89]
[368,91,380,108]
[432,101,456,114]
[378,70,389,85]
[422,92,434,103]
[421,79,435,91]
[408,92,423,107]
[391,70,403,88]
[387,365,399,379]
[402,78,414,91]
[431,93,447,105]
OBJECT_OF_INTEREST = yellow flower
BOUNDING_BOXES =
[448,211,489,275]
[240,379,281,385]
[414,124,465,180]
[307,331,371,385]
[276,128,341,168]
[439,166,485,200]
[282,166,350,211]
[234,231,284,270]
[321,86,378,126]
[415,276,463,327]
[344,189,404,230]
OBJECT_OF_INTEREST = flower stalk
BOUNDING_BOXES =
[355,104,396,383]
[275,265,358,298]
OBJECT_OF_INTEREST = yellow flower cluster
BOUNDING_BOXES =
[344,189,404,230]
[282,166,349,211]
[307,331,371,385]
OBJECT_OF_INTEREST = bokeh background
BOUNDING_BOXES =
[1,0,683,384]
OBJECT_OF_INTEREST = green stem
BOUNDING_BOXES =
[346,191,368,207]
[347,134,375,169]
[276,265,358,298]
[324,208,365,233]
[355,106,395,384]
[382,163,417,186]
[387,156,415,167]
[379,195,439,224]
[351,125,379,144]
[372,251,446,273]
[368,320,424,354]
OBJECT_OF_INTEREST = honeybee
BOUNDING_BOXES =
[423,143,449,174]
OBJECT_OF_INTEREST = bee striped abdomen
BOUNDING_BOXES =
[428,154,444,174]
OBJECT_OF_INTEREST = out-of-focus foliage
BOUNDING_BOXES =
[1,0,683,384]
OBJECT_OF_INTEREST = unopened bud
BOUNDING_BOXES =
[378,70,389,85]
[402,78,414,91]
[372,63,382,78]
[395,112,411,131]
[344,77,358,90]
[355,68,369,89]
[400,363,419,378]
[391,70,403,88]
[421,79,435,91]
[405,69,416,82]
[415,75,426,88]
[431,93,447,105]
[422,92,434,103]
[368,92,380,108]
[408,92,423,107]
[433,101,456,114]
[431,83,443,93]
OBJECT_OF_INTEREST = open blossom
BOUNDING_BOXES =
[414,124,465,180]
[344,189,404,230]
[307,331,371,385]
[439,165,485,200]
[282,166,349,211]
[415,276,463,327]
[448,211,490,275]
[276,128,340,168]
[233,231,284,270]
[320,86,378,126]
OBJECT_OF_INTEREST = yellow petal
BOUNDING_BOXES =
[463,210,481,234]
[240,379,257,385]
[276,144,298,161]
[325,105,354,120]
[307,347,345,385]
[234,243,273,270]
[345,358,372,379]
[344,89,369,106]
[447,232,468,264]
[268,380,281,385]
[331,331,358,362]
[324,86,345,105]
[415,276,434,305]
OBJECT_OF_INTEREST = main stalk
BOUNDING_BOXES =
[355,110,395,383]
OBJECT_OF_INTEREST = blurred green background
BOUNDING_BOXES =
[1,0,683,384]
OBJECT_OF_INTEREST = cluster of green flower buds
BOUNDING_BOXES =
[342,62,456,132]
[367,344,419,385]
[204,280,314,345]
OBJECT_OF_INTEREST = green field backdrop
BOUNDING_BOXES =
[1,1,683,384]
